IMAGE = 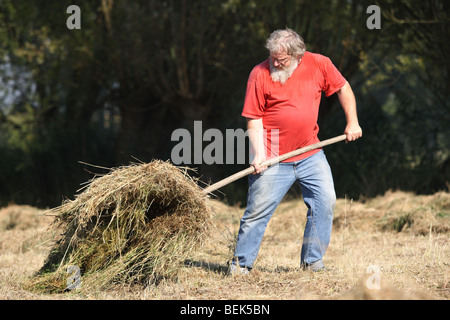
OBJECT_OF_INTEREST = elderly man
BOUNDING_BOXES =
[230,28,362,274]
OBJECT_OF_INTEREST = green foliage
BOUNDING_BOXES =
[0,0,449,207]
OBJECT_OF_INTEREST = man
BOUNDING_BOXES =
[230,28,362,274]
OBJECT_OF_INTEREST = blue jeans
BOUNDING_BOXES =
[233,150,336,269]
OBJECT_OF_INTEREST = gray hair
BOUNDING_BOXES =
[265,28,306,58]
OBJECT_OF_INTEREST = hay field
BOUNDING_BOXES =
[0,190,448,300]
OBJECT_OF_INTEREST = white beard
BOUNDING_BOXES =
[269,58,299,85]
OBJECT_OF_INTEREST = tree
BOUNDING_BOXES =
[0,0,448,206]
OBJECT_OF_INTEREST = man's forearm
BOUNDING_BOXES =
[337,82,358,124]
[337,81,362,142]
[247,118,265,158]
[247,118,267,173]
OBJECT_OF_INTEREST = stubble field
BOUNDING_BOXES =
[0,190,448,300]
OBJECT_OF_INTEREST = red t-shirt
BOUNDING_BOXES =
[241,51,346,162]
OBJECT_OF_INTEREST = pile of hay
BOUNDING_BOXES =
[30,160,212,292]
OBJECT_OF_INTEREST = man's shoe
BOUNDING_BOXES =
[229,264,250,276]
[301,260,327,272]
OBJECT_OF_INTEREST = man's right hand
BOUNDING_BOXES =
[250,155,268,174]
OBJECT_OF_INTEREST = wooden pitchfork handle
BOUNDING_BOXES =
[202,134,347,195]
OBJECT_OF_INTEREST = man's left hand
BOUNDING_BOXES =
[344,123,362,142]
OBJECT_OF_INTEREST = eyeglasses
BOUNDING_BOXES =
[271,55,291,66]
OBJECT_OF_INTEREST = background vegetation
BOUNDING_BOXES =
[1,0,449,208]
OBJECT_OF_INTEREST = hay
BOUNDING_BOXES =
[0,204,51,231]
[336,275,433,300]
[30,160,212,293]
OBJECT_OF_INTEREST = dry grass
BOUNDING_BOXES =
[0,186,448,300]
[23,160,212,293]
